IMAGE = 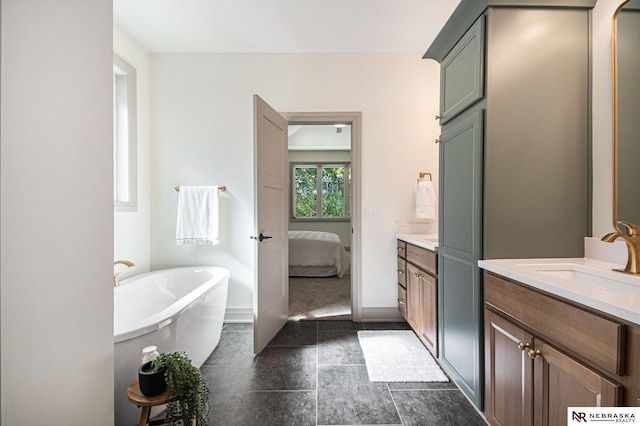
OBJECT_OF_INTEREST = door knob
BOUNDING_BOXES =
[256,233,272,242]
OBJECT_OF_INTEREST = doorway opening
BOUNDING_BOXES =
[284,112,362,322]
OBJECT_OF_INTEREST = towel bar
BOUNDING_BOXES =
[175,186,227,192]
[417,172,432,183]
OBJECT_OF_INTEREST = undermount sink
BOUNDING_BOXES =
[408,234,438,243]
[398,233,438,246]
[417,236,438,243]
[517,262,640,294]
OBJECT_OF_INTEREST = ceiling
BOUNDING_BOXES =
[113,0,460,54]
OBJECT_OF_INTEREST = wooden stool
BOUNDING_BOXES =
[127,379,179,426]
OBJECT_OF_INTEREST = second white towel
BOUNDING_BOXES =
[176,186,219,245]
[416,181,437,220]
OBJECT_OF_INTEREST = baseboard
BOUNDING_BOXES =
[361,307,405,322]
[224,307,253,323]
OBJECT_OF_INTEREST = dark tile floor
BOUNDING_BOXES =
[201,320,487,426]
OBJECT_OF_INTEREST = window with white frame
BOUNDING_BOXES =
[113,54,137,212]
[291,162,351,221]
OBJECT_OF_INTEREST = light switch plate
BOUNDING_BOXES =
[365,208,382,221]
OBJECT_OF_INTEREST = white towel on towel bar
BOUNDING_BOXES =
[176,186,220,245]
[416,181,437,220]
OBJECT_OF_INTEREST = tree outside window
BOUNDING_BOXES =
[292,163,350,220]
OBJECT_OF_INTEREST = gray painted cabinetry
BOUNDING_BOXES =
[423,0,594,411]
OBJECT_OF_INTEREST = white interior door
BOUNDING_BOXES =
[253,95,289,354]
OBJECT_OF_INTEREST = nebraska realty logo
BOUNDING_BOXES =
[569,408,640,423]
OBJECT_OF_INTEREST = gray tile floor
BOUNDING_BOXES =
[201,320,487,425]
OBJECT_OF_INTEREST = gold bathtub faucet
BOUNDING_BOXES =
[113,259,135,287]
[602,221,640,275]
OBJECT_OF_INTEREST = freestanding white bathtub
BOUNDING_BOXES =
[114,266,230,426]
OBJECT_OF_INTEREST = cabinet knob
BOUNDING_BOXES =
[397,247,404,252]
[413,272,422,278]
[435,138,442,144]
[527,349,542,359]
[397,298,405,305]
[517,342,530,351]
[397,270,404,274]
[435,115,442,121]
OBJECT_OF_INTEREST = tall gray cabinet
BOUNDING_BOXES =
[423,0,595,410]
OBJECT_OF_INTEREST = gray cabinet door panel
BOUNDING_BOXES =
[439,109,484,256]
[439,253,483,402]
[440,16,485,124]
[438,109,484,408]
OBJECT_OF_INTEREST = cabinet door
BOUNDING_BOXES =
[419,272,438,356]
[406,263,422,333]
[438,108,484,408]
[439,16,485,124]
[485,310,534,426]
[533,340,623,426]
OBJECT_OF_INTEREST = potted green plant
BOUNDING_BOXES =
[151,351,210,426]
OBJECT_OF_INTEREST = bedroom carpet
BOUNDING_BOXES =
[357,330,449,383]
[289,275,351,320]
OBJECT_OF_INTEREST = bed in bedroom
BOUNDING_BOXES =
[288,230,350,278]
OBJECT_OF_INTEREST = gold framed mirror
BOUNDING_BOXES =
[603,0,640,274]
[612,0,640,230]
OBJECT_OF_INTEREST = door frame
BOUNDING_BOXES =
[283,111,363,321]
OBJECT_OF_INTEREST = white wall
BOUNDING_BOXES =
[0,1,114,424]
[114,27,151,279]
[150,53,440,317]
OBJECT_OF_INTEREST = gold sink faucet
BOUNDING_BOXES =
[601,221,640,275]
[113,259,134,287]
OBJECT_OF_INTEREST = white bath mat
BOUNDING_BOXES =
[357,330,448,383]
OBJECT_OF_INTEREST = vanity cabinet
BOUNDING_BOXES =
[484,271,636,425]
[398,241,438,356]
[424,0,594,409]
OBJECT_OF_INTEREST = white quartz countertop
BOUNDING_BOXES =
[479,258,640,325]
[396,233,438,251]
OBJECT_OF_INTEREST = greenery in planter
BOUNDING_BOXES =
[151,351,209,426]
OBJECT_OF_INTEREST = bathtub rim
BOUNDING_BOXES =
[114,266,230,344]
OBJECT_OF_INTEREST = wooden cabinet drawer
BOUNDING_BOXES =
[406,243,437,276]
[485,272,626,377]
[398,284,407,320]
[397,240,407,259]
[397,257,406,288]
